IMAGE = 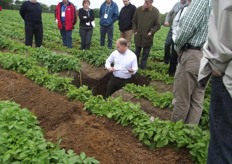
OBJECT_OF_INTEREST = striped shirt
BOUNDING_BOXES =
[174,0,212,53]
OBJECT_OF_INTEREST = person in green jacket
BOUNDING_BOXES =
[132,0,160,69]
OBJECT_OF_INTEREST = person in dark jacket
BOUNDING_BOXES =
[55,0,77,48]
[20,0,43,47]
[99,0,119,49]
[78,0,95,50]
[118,0,136,47]
[132,0,160,69]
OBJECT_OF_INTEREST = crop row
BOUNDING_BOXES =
[0,51,209,163]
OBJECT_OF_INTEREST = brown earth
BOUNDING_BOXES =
[0,67,194,164]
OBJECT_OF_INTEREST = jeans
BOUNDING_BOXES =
[60,29,73,48]
[100,24,114,49]
[25,22,43,47]
[164,27,173,64]
[207,77,232,164]
[135,47,151,69]
[79,27,93,49]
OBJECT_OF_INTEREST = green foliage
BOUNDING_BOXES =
[84,96,209,163]
[0,101,99,164]
[124,84,173,109]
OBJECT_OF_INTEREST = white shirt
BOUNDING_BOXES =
[105,49,138,79]
[172,6,189,42]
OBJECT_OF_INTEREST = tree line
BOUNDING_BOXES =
[0,0,166,24]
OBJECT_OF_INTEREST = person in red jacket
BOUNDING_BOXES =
[55,0,77,48]
[0,6,2,11]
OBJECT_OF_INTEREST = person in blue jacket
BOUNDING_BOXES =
[99,0,119,49]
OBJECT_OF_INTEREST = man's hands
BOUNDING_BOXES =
[107,67,134,73]
[107,67,115,72]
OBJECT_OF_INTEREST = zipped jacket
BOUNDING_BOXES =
[55,1,77,30]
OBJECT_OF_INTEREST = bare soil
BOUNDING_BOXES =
[0,67,193,164]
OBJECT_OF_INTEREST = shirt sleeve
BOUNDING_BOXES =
[174,0,207,52]
[105,52,114,69]
[131,55,138,74]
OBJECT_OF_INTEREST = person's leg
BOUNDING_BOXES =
[79,27,86,49]
[140,47,151,69]
[100,26,106,47]
[107,24,114,49]
[60,29,67,46]
[66,30,73,48]
[168,45,178,76]
[207,77,232,164]
[135,47,142,67]
[25,22,33,46]
[34,23,43,47]
[105,75,118,98]
[171,51,193,123]
[124,29,133,48]
[164,28,173,64]
[120,31,125,38]
[85,28,93,49]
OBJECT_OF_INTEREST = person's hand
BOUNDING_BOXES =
[128,68,134,74]
[55,19,58,24]
[107,67,115,72]
[164,22,170,27]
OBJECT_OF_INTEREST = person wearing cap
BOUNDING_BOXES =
[171,0,212,125]
[55,0,77,48]
[19,0,43,47]
[132,0,160,69]
[78,0,95,50]
[105,38,138,97]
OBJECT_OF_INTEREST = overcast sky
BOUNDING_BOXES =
[35,0,179,14]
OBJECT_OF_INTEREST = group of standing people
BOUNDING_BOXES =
[19,0,160,70]
[18,0,232,162]
[164,0,232,163]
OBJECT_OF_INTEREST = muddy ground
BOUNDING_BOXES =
[0,65,193,164]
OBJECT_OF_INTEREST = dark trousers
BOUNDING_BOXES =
[100,24,114,49]
[105,74,130,98]
[79,27,93,50]
[207,77,232,164]
[135,47,151,69]
[25,22,43,47]
[164,27,173,63]
[60,29,72,48]
[168,45,178,76]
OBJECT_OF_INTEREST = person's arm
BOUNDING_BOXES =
[132,8,138,33]
[175,0,208,52]
[129,55,138,74]
[112,3,119,23]
[73,5,77,25]
[87,9,95,22]
[164,3,177,26]
[19,2,26,20]
[105,53,115,72]
[149,8,161,35]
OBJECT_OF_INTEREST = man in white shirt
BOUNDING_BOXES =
[105,38,138,97]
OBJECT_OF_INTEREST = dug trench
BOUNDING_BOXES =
[0,63,193,164]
